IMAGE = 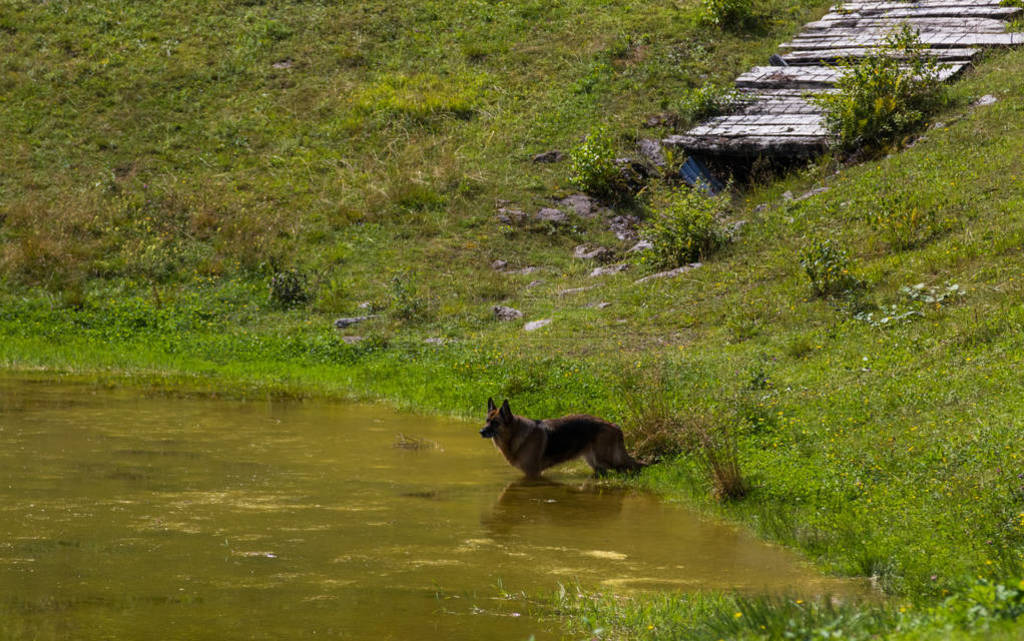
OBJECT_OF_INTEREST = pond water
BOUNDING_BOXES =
[0,377,866,640]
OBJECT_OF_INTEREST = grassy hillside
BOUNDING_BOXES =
[3,1,1024,639]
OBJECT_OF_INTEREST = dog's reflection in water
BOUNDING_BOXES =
[481,477,626,538]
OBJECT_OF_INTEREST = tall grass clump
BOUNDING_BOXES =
[866,191,956,250]
[639,186,731,269]
[811,24,948,152]
[618,367,747,500]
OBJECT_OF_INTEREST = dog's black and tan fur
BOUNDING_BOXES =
[480,398,644,478]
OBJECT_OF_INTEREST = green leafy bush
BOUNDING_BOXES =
[640,187,730,269]
[701,0,754,29]
[568,127,622,198]
[798,239,863,297]
[811,24,948,151]
[935,579,1024,631]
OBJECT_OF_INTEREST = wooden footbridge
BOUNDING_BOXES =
[664,0,1024,160]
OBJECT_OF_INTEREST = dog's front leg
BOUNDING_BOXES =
[517,430,546,479]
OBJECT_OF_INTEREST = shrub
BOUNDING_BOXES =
[810,24,948,151]
[640,187,730,269]
[569,127,623,198]
[701,0,754,29]
[798,239,863,298]
[268,269,311,309]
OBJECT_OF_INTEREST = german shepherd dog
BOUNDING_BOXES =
[480,398,644,478]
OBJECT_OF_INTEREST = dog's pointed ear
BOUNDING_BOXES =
[500,399,512,421]
[487,397,497,412]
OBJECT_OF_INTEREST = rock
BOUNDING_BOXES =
[627,239,653,253]
[272,59,294,69]
[493,305,524,321]
[342,336,364,344]
[557,286,594,296]
[334,315,373,329]
[496,207,527,225]
[589,264,630,278]
[637,139,666,167]
[532,150,565,163]
[558,193,601,218]
[526,280,544,289]
[491,259,509,271]
[795,186,829,202]
[508,266,539,275]
[643,112,679,128]
[424,337,447,345]
[357,301,372,310]
[585,301,612,309]
[573,245,614,262]
[768,53,788,67]
[973,94,997,107]
[753,204,768,213]
[781,190,794,201]
[524,319,552,332]
[536,207,568,224]
[607,214,640,241]
[634,262,702,284]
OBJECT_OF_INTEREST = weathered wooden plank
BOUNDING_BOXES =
[802,25,1006,37]
[663,133,829,157]
[687,123,827,137]
[782,32,1024,48]
[804,17,1008,32]
[817,6,1021,21]
[702,114,824,126]
[738,88,836,98]
[736,99,824,115]
[735,66,842,89]
[734,63,964,88]
[836,0,1006,11]
[782,46,979,65]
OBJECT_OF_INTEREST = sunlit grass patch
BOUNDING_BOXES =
[350,71,490,124]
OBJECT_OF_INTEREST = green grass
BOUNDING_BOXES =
[3,1,1024,639]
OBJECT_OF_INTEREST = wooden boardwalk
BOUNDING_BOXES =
[664,0,1024,159]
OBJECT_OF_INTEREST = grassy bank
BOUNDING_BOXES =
[3,0,1024,638]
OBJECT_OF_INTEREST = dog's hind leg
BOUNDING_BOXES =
[604,430,645,473]
[583,448,609,476]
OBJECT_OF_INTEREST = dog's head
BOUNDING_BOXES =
[480,397,513,438]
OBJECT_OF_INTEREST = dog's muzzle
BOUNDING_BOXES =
[480,426,495,438]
